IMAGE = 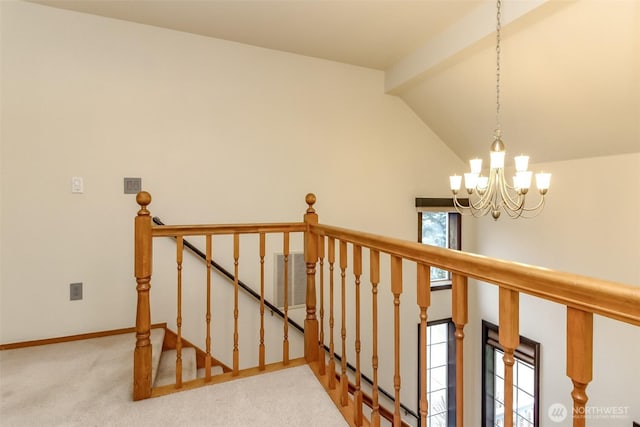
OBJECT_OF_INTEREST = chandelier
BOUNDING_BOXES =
[449,0,550,220]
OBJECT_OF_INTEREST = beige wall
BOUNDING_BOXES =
[0,0,462,344]
[467,153,640,426]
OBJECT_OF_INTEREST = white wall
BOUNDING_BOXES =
[466,153,640,426]
[0,0,463,349]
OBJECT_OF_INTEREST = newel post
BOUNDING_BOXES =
[304,193,319,362]
[133,191,153,400]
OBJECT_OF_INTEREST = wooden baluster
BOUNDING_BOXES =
[391,255,403,426]
[328,237,337,390]
[370,250,381,427]
[283,232,290,365]
[499,287,520,427]
[340,240,349,407]
[318,235,326,375]
[259,232,266,370]
[353,244,363,426]
[205,235,212,381]
[417,263,431,427]
[452,273,468,427]
[303,194,319,362]
[134,191,153,400]
[567,307,593,427]
[233,233,240,376]
[176,236,184,388]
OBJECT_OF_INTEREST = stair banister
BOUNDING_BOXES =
[151,216,306,335]
[339,240,349,407]
[391,255,403,425]
[567,307,593,427]
[317,236,327,376]
[353,244,363,426]
[452,273,468,427]
[499,287,520,427]
[205,235,213,379]
[175,236,184,387]
[417,263,430,427]
[327,236,337,391]
[151,213,417,418]
[232,233,240,375]
[370,248,381,427]
[259,232,266,370]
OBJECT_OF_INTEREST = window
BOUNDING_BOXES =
[482,320,540,427]
[416,198,462,289]
[418,320,456,427]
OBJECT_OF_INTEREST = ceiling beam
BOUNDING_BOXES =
[384,0,549,95]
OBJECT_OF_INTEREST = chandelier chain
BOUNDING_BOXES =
[495,0,502,133]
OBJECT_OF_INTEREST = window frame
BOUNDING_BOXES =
[481,320,541,427]
[416,198,463,291]
[417,319,457,427]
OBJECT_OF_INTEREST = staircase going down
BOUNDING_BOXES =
[149,327,224,389]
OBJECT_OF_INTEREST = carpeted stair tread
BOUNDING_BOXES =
[154,347,197,387]
[196,365,224,378]
[149,328,166,386]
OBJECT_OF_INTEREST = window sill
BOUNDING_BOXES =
[431,280,452,291]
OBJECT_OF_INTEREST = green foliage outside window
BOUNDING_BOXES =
[421,212,449,281]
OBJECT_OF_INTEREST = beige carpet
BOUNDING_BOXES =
[0,332,348,427]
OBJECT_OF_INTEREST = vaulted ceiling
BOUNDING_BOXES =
[31,0,640,164]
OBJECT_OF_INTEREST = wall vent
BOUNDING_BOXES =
[274,252,306,309]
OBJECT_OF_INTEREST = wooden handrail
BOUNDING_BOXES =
[151,222,305,237]
[311,223,640,326]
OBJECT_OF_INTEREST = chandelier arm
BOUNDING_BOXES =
[476,196,495,217]
[508,196,546,218]
[466,185,492,211]
[452,195,492,218]
[500,184,524,213]
[496,169,526,211]
[504,203,525,219]
[453,194,477,215]
[518,195,546,213]
[474,167,499,210]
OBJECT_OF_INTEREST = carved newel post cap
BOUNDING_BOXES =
[136,191,152,209]
[305,193,316,213]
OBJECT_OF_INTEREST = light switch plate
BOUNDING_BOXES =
[124,177,142,194]
[71,176,84,193]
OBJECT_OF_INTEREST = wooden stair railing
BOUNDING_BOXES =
[150,215,418,421]
[134,192,640,427]
[133,191,310,400]
[307,212,639,427]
